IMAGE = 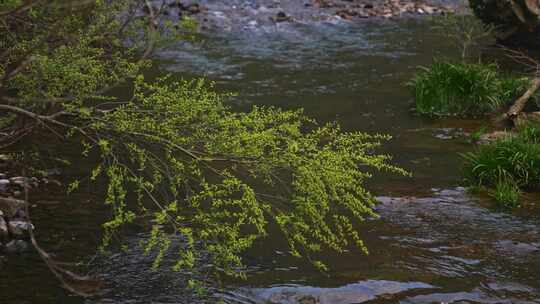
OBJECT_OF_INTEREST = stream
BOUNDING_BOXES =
[1,2,540,303]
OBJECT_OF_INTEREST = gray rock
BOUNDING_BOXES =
[5,240,31,253]
[9,177,29,188]
[7,220,34,238]
[0,179,9,191]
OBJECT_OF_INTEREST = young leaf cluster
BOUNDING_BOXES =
[85,76,409,276]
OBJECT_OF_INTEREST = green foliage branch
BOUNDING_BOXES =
[0,0,408,288]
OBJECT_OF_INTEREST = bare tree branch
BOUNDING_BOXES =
[0,0,44,17]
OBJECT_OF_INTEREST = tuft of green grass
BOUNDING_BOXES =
[489,180,521,209]
[517,122,540,143]
[463,123,540,209]
[462,136,540,189]
[411,62,530,117]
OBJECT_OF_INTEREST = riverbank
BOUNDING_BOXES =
[152,0,467,32]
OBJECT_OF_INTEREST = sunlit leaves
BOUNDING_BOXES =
[91,78,408,277]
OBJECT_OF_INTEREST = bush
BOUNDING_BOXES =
[411,62,529,117]
[463,124,540,208]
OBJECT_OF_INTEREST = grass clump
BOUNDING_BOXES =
[463,123,540,209]
[488,181,521,209]
[412,62,529,117]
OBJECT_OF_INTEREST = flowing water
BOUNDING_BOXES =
[2,3,540,303]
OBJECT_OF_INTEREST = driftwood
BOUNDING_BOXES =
[19,167,104,297]
[506,77,540,122]
[514,111,540,128]
[27,210,105,297]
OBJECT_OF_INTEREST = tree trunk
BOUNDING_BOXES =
[470,0,540,46]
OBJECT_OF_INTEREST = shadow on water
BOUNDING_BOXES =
[3,7,540,304]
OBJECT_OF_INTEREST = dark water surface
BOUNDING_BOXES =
[2,9,540,304]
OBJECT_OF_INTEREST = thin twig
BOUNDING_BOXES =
[22,154,103,297]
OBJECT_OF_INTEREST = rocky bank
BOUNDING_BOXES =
[150,0,466,32]
[0,156,41,254]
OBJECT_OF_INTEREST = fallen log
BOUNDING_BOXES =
[514,111,540,128]
[506,77,540,121]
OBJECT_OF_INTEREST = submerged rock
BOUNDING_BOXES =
[274,11,291,22]
[236,280,436,304]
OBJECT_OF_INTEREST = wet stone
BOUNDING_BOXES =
[9,177,33,189]
[495,240,540,256]
[274,11,291,22]
[433,128,465,140]
[0,179,9,191]
[248,280,436,304]
[9,177,25,183]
